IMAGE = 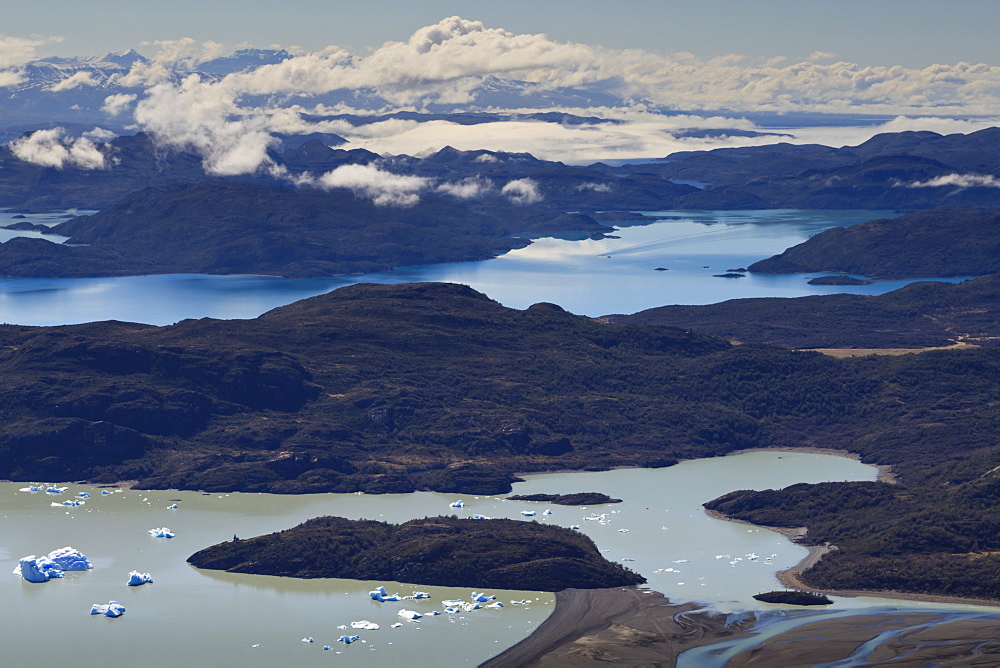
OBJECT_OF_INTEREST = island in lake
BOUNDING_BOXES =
[188,515,643,591]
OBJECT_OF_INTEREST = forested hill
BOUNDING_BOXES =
[0,281,996,499]
[747,207,1000,278]
[188,515,644,591]
[608,273,1000,350]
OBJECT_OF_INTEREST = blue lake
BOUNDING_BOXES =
[0,209,965,327]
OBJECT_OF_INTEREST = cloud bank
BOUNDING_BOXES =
[10,128,106,169]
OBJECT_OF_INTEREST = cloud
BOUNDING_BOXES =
[47,71,99,92]
[501,178,542,204]
[102,93,137,116]
[577,182,613,193]
[10,128,106,170]
[437,176,494,199]
[317,163,431,206]
[0,33,61,87]
[807,51,838,61]
[908,173,1000,188]
[83,127,117,142]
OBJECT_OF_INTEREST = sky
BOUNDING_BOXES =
[5,0,1000,68]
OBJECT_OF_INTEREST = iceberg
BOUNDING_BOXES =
[77,492,90,498]
[337,635,360,644]
[471,513,491,520]
[449,500,464,508]
[444,606,458,614]
[101,490,113,495]
[350,620,379,630]
[45,486,67,494]
[13,555,64,582]
[543,509,553,515]
[390,623,403,628]
[167,504,178,509]
[442,599,463,606]
[410,591,430,599]
[47,546,93,571]
[147,527,174,538]
[301,637,314,643]
[460,602,482,612]
[369,585,387,600]
[53,499,83,506]
[520,510,536,516]
[471,592,495,602]
[570,525,581,530]
[126,571,153,586]
[397,609,421,620]
[90,601,125,617]
[19,486,41,493]
[487,601,504,608]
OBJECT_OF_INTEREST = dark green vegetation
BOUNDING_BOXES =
[752,591,832,605]
[617,127,1000,210]
[506,493,622,505]
[187,515,643,591]
[706,475,1000,601]
[609,273,1000,349]
[0,181,527,278]
[749,208,1000,278]
[806,276,872,286]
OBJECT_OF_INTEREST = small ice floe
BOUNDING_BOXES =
[471,592,495,602]
[19,486,41,493]
[47,547,93,571]
[570,525,581,530]
[13,555,64,582]
[338,635,360,644]
[410,591,430,599]
[471,514,491,520]
[449,500,464,508]
[77,492,90,498]
[45,487,68,494]
[101,490,113,495]
[442,599,463,606]
[126,571,153,586]
[322,645,332,650]
[52,499,84,507]
[715,554,730,560]
[461,602,482,612]
[543,509,552,515]
[747,553,759,560]
[147,527,174,538]
[621,558,635,562]
[424,611,441,616]
[390,623,402,629]
[617,528,630,533]
[444,606,458,614]
[301,637,314,643]
[397,609,421,621]
[90,601,125,618]
[673,559,688,563]
[486,602,503,608]
[337,625,347,630]
[510,599,529,605]
[351,620,379,630]
[520,511,536,517]
[167,504,178,510]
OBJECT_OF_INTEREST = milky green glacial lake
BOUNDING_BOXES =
[10,450,979,667]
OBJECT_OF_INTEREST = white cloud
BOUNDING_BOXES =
[10,128,106,170]
[0,33,61,87]
[501,178,542,204]
[47,71,99,91]
[437,176,494,199]
[908,173,1000,188]
[317,163,430,206]
[102,93,137,116]
[577,182,613,193]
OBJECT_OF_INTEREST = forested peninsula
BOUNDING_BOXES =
[188,515,643,591]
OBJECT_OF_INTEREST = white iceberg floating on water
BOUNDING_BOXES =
[101,490,113,495]
[424,610,441,616]
[126,571,153,586]
[369,585,402,602]
[442,599,463,606]
[570,525,581,530]
[351,620,379,630]
[147,527,174,538]
[19,486,41,493]
[397,609,421,620]
[167,504,178,509]
[487,601,504,608]
[471,513,491,520]
[301,637,314,643]
[461,602,482,612]
[410,591,430,599]
[543,509,553,515]
[390,623,402,628]
[510,599,530,605]
[52,499,83,507]
[47,547,93,571]
[90,601,125,617]
[471,591,496,602]
[337,635,360,644]
[13,555,64,582]
[77,492,90,498]
[449,500,464,508]
[45,487,68,494]
[520,510,536,516]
